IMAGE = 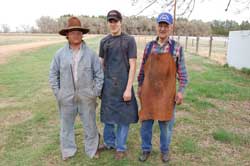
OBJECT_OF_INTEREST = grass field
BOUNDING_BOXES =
[0,36,250,166]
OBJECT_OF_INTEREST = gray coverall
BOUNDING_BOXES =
[49,42,103,158]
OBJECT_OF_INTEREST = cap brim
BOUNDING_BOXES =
[59,27,89,36]
[157,20,172,25]
[107,17,120,21]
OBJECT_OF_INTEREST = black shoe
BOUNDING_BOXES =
[161,153,169,163]
[138,151,151,162]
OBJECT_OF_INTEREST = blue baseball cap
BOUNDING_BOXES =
[157,12,173,25]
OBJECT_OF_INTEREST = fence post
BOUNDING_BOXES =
[196,36,199,54]
[178,36,180,43]
[209,36,213,57]
[185,36,188,51]
[192,38,194,46]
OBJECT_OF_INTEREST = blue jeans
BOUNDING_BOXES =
[103,123,130,152]
[140,112,175,154]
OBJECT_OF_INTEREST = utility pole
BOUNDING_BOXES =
[173,0,177,35]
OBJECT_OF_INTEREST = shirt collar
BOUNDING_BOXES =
[68,40,85,50]
[155,36,172,46]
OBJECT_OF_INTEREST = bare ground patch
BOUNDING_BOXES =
[196,99,250,135]
[176,109,193,118]
[208,99,250,110]
[0,110,33,156]
[0,110,33,128]
[188,62,206,72]
[174,117,250,165]
[0,85,8,96]
[0,98,23,109]
[195,49,226,65]
[198,134,249,165]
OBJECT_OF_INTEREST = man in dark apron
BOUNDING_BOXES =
[98,10,138,160]
[137,12,188,163]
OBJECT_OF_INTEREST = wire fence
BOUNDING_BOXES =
[134,35,228,65]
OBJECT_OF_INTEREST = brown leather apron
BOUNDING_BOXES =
[139,52,176,121]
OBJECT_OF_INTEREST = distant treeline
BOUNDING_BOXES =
[1,15,250,36]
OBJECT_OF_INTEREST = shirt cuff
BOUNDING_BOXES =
[178,87,185,94]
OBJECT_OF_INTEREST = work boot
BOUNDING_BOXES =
[161,153,170,163]
[138,151,151,162]
[115,151,127,160]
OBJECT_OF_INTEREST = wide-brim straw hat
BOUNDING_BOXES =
[59,16,89,36]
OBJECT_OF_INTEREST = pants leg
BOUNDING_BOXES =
[140,120,154,152]
[59,105,77,159]
[159,108,176,154]
[116,124,130,152]
[103,123,116,148]
[78,99,99,158]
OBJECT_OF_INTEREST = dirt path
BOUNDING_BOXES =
[0,40,65,64]
[0,35,97,65]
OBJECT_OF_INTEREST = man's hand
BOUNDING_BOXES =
[123,89,132,101]
[175,92,183,105]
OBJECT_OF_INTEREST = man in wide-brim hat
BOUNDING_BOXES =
[49,16,104,160]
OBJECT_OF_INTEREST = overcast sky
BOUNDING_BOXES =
[0,0,249,30]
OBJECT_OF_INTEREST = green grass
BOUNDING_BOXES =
[213,128,250,146]
[213,128,237,144]
[177,137,199,154]
[0,44,61,99]
[0,36,250,165]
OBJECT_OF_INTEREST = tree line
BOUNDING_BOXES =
[1,15,250,36]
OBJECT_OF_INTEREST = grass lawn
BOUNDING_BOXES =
[0,36,250,166]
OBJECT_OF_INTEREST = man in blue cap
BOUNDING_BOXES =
[137,12,188,162]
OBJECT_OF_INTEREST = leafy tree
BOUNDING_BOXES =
[1,24,10,33]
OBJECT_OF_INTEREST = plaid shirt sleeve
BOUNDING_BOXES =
[137,43,150,87]
[176,46,188,94]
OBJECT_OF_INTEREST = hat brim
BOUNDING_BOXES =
[157,21,172,25]
[59,27,89,36]
[107,17,120,21]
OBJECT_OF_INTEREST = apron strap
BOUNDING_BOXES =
[146,41,154,58]
[169,39,179,70]
[102,34,112,68]
[120,33,130,72]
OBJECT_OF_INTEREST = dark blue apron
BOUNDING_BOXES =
[100,33,138,124]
